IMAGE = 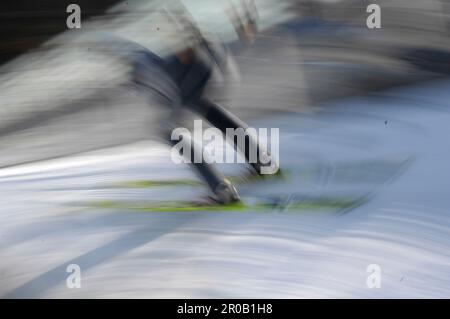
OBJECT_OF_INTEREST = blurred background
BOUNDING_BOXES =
[1,0,450,298]
[1,0,450,166]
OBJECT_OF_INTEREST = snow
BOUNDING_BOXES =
[1,79,450,298]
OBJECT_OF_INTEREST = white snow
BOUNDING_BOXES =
[1,79,450,298]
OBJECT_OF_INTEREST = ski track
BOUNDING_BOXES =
[1,79,450,298]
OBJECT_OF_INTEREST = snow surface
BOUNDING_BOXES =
[1,79,450,298]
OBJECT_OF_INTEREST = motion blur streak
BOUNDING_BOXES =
[0,0,450,298]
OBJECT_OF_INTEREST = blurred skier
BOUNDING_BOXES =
[130,1,279,204]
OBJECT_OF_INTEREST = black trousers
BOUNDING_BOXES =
[190,98,264,172]
[168,98,271,195]
[139,51,271,195]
